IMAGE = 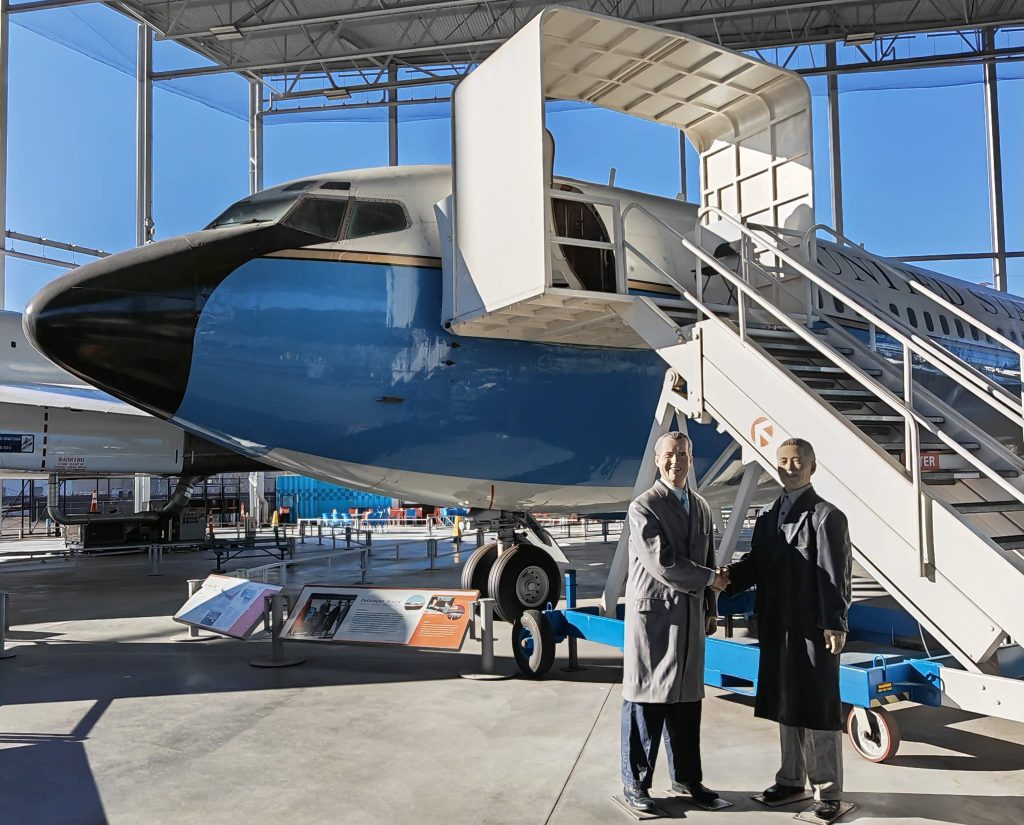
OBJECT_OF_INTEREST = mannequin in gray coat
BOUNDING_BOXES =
[619,431,729,812]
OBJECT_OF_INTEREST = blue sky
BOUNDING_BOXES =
[3,10,1021,312]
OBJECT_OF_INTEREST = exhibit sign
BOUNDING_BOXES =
[173,574,282,639]
[0,434,35,453]
[282,585,478,650]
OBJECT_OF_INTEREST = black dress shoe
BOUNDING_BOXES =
[811,800,842,820]
[671,781,720,806]
[623,786,655,812]
[760,783,807,804]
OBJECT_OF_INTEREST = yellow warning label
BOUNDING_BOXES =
[877,682,893,693]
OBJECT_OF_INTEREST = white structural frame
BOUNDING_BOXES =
[449,7,813,334]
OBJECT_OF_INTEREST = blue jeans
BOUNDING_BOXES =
[621,700,703,791]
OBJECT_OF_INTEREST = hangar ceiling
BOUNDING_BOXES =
[127,0,1024,80]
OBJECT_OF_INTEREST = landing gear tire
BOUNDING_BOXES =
[512,609,555,678]
[847,706,901,763]
[487,543,562,622]
[460,541,499,597]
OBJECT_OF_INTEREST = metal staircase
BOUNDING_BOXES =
[607,205,1024,674]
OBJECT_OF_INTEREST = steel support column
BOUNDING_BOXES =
[982,28,1008,292]
[134,474,151,514]
[826,41,844,236]
[0,0,9,308]
[388,63,398,166]
[135,25,153,246]
[678,131,687,201]
[249,80,264,194]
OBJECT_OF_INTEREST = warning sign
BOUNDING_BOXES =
[751,417,774,448]
[900,450,942,472]
[0,434,35,453]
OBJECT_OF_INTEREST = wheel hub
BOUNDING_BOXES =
[515,565,549,607]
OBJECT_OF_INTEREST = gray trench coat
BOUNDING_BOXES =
[622,480,717,704]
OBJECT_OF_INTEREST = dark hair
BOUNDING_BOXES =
[779,437,815,463]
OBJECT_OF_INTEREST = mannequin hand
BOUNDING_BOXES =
[823,629,847,655]
[705,615,718,637]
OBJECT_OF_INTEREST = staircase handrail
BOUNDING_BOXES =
[699,207,1024,431]
[617,202,1024,532]
[804,223,1024,366]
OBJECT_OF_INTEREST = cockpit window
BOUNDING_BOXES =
[346,200,409,240]
[207,195,297,229]
[283,197,348,241]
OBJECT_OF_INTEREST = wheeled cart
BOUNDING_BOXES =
[512,571,1024,763]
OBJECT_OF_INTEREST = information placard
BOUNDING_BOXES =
[173,575,282,639]
[282,585,478,651]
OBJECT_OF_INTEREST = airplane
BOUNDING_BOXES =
[1,309,265,538]
[20,160,1024,617]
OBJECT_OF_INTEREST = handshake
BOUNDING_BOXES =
[711,565,732,592]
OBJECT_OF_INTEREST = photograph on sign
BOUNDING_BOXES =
[173,574,282,639]
[282,585,478,651]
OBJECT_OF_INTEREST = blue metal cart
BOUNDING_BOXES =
[511,570,983,763]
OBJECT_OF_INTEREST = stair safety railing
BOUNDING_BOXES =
[617,201,1024,577]
[547,189,627,292]
[804,224,1024,432]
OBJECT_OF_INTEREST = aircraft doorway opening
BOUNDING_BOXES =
[551,193,617,294]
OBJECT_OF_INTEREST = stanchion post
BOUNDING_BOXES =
[427,538,438,570]
[318,522,323,546]
[0,592,16,660]
[251,594,304,668]
[365,529,372,550]
[187,579,203,639]
[395,544,401,561]
[602,520,609,543]
[476,528,485,548]
[287,537,296,559]
[345,526,352,547]
[359,549,372,583]
[480,598,495,674]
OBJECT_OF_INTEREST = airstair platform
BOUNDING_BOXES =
[445,7,1024,709]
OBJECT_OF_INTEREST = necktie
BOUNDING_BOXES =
[777,494,791,530]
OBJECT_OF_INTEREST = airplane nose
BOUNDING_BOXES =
[24,236,203,417]
[24,222,318,419]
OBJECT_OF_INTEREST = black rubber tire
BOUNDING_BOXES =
[847,706,901,763]
[487,543,562,622]
[512,609,555,678]
[460,541,499,597]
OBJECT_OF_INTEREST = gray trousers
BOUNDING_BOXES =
[775,724,843,801]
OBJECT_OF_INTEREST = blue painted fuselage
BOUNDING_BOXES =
[173,256,732,495]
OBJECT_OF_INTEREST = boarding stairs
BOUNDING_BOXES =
[603,206,1024,676]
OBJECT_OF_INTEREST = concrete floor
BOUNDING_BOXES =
[1,528,1022,825]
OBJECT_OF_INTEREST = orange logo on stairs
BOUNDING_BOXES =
[751,416,774,448]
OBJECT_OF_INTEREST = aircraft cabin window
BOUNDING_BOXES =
[832,297,844,313]
[283,180,318,192]
[940,316,950,335]
[923,311,934,332]
[1012,330,1019,343]
[889,302,899,317]
[320,181,351,191]
[971,326,980,341]
[907,307,918,328]
[283,197,348,241]
[346,201,410,240]
[954,318,965,337]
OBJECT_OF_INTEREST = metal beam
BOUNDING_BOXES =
[825,41,844,235]
[388,63,398,166]
[8,0,95,11]
[249,80,263,194]
[678,131,687,200]
[982,28,1008,292]
[150,37,505,80]
[0,0,8,308]
[136,24,153,246]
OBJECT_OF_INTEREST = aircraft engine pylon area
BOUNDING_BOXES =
[444,5,812,345]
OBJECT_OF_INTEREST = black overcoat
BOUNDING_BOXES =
[727,487,852,730]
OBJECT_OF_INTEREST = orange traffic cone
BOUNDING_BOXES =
[89,491,99,513]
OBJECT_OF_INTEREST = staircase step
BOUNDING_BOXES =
[763,341,855,356]
[849,414,945,425]
[993,534,1024,551]
[818,389,880,401]
[954,500,1024,514]
[924,470,1020,485]
[788,364,883,378]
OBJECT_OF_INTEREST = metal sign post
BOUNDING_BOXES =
[251,594,305,668]
[0,592,16,660]
[460,598,513,680]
